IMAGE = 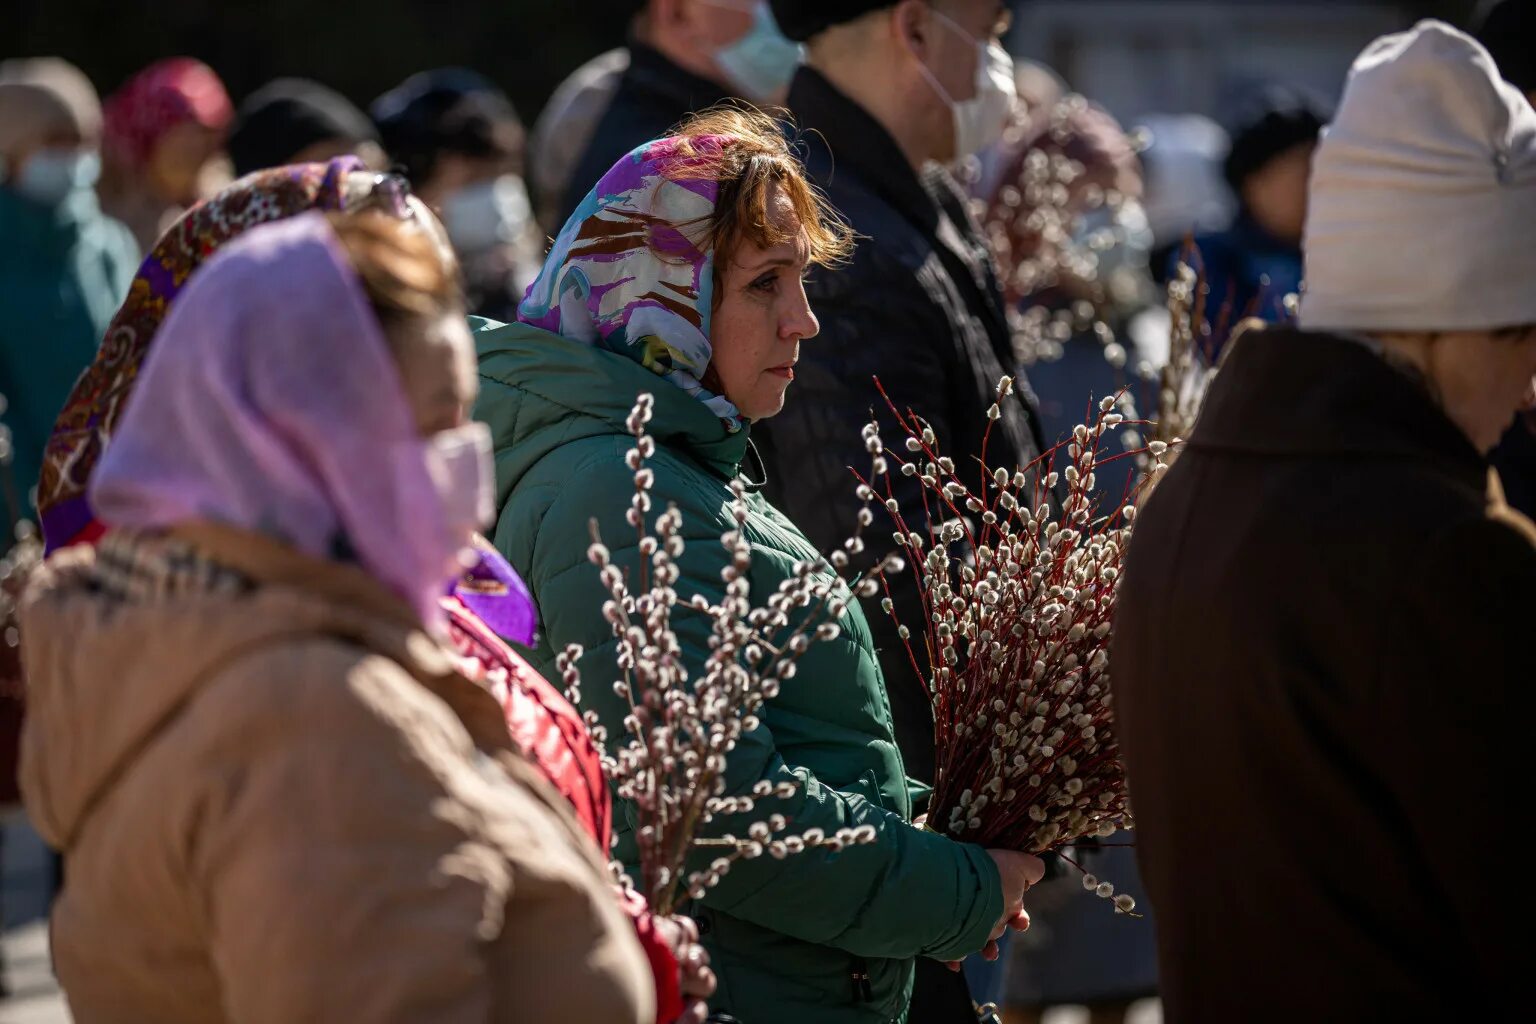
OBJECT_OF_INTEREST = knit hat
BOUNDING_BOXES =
[370,68,523,187]
[1299,20,1536,333]
[768,0,894,43]
[228,78,378,177]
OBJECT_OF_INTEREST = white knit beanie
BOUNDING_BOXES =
[1299,20,1536,332]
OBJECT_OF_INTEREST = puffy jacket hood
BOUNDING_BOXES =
[470,317,750,502]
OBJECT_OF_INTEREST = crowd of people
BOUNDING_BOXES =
[1,0,1533,1021]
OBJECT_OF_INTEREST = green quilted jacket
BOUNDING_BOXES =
[472,319,1001,1024]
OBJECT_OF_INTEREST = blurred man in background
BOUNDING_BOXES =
[373,68,542,321]
[1183,87,1326,354]
[0,58,138,516]
[553,0,800,226]
[756,2,1046,1017]
[527,47,628,235]
[97,58,234,253]
[228,78,387,178]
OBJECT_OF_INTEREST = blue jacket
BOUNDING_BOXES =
[1179,212,1301,357]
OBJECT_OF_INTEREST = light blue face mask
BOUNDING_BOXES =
[0,148,100,208]
[710,1,803,102]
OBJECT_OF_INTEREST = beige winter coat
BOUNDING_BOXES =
[19,524,653,1024]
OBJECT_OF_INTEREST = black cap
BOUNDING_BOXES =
[371,68,524,187]
[1473,0,1536,96]
[228,78,379,177]
[768,0,895,43]
[1222,86,1328,191]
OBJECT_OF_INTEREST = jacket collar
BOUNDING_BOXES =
[787,66,940,235]
[1189,326,1488,493]
[624,42,734,113]
[165,522,522,761]
[474,319,752,481]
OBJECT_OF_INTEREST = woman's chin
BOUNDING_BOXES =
[742,384,792,421]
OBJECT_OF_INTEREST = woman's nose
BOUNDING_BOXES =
[785,290,820,341]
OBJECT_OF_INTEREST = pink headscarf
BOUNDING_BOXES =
[103,58,233,167]
[90,212,461,634]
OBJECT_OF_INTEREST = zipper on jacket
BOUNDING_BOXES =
[850,957,873,1002]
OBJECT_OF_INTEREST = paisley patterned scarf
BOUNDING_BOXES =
[38,157,364,551]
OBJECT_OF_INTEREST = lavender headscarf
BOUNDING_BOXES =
[90,212,464,634]
[518,135,743,430]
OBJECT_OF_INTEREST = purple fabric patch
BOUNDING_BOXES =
[453,544,538,646]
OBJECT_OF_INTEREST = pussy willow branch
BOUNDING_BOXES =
[562,394,896,916]
[859,376,1164,914]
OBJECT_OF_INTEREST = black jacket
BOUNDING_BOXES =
[1113,326,1533,1022]
[756,66,1046,785]
[559,44,732,227]
[1492,416,1536,517]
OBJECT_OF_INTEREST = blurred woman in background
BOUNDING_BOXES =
[1181,88,1326,355]
[227,78,387,177]
[98,57,234,253]
[0,58,138,518]
[373,68,544,321]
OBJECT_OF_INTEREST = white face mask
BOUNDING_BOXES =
[704,0,804,102]
[439,174,532,257]
[913,11,1018,161]
[0,147,100,208]
[421,421,496,555]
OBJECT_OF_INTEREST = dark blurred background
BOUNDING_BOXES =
[5,0,637,127]
[5,0,1481,129]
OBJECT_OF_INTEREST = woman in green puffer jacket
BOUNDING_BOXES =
[474,107,1044,1024]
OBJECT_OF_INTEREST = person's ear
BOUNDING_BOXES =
[891,0,935,62]
[669,0,710,37]
[652,0,686,31]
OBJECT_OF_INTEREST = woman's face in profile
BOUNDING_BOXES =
[372,196,477,438]
[388,310,477,437]
[708,183,820,422]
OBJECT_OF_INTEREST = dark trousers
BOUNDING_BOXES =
[910,957,978,1022]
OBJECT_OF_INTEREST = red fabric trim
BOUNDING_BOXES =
[624,890,685,1024]
[441,596,611,846]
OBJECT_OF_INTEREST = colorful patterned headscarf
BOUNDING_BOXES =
[517,136,743,431]
[38,158,362,551]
